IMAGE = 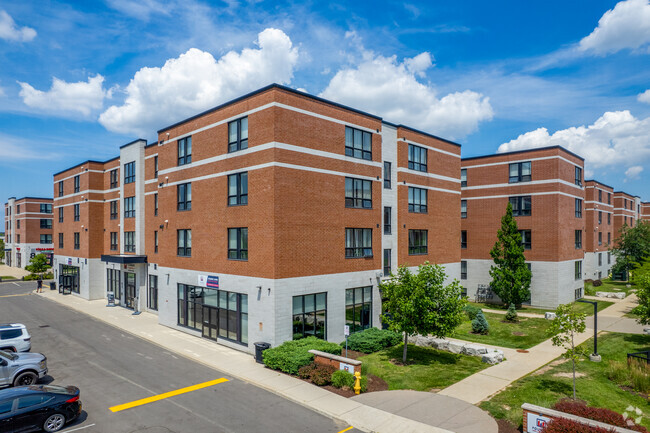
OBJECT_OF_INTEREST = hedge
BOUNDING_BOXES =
[540,417,615,433]
[262,337,341,375]
[341,328,402,353]
[552,400,646,432]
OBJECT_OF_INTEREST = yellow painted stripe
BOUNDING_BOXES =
[109,378,228,412]
[0,293,31,298]
[337,427,354,433]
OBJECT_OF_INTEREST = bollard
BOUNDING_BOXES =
[354,371,361,395]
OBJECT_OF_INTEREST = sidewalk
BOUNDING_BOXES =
[0,264,31,279]
[37,290,455,433]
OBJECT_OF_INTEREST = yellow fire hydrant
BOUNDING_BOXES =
[354,371,361,395]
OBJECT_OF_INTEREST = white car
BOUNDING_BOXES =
[0,324,31,352]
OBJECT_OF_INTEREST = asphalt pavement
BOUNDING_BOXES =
[0,281,360,433]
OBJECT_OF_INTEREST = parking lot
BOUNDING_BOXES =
[0,281,361,433]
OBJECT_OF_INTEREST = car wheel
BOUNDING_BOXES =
[13,371,38,386]
[43,413,66,432]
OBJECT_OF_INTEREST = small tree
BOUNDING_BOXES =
[631,273,650,325]
[380,262,466,363]
[0,237,4,262]
[489,203,532,307]
[505,303,519,322]
[471,310,489,334]
[611,221,650,279]
[549,304,586,400]
[25,253,51,276]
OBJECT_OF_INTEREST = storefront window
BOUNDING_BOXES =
[345,287,372,333]
[293,293,327,340]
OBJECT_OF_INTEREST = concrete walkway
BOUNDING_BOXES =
[0,264,30,279]
[352,390,497,433]
[36,289,462,433]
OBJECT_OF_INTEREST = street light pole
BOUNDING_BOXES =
[577,299,600,362]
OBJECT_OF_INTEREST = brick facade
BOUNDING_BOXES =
[3,197,53,269]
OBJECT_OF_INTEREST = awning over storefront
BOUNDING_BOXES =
[100,255,147,264]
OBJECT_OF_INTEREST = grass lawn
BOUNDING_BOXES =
[0,276,15,280]
[585,278,635,297]
[452,312,551,349]
[480,332,650,430]
[359,344,488,391]
[468,300,613,317]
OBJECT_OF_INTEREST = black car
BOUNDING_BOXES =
[0,385,81,433]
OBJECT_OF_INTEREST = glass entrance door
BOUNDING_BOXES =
[124,272,136,310]
[202,306,218,341]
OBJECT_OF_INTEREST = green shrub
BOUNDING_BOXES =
[262,337,341,375]
[505,303,518,322]
[342,328,402,353]
[463,304,482,320]
[24,272,54,281]
[593,279,603,287]
[310,364,336,386]
[471,310,489,335]
[608,359,650,394]
[297,362,316,379]
[331,369,355,389]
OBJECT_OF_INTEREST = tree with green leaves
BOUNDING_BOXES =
[380,262,466,363]
[549,303,587,400]
[0,236,4,262]
[489,202,532,307]
[25,253,51,275]
[631,273,650,325]
[611,220,650,279]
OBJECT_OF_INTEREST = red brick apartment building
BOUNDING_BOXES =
[460,146,585,307]
[613,191,641,236]
[642,202,650,222]
[3,197,53,269]
[584,180,614,280]
[52,84,460,352]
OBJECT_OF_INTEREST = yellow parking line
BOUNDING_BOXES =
[0,293,31,298]
[109,378,228,412]
[337,427,354,433]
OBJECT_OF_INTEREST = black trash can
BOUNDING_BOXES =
[50,282,56,291]
[254,342,271,364]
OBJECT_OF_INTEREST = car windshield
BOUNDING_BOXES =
[0,350,18,361]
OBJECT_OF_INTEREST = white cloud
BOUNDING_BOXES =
[106,0,170,21]
[18,75,108,117]
[320,52,493,140]
[498,110,650,171]
[99,28,299,136]
[638,89,650,103]
[625,165,644,180]
[0,10,36,42]
[0,134,55,160]
[579,0,650,55]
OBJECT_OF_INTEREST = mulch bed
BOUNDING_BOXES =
[496,418,521,433]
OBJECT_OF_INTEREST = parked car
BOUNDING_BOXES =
[0,350,47,388]
[0,325,31,353]
[0,385,81,432]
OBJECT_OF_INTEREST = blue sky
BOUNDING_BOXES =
[1,0,649,205]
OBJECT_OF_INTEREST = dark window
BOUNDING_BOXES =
[575,199,582,218]
[575,230,582,249]
[384,207,391,234]
[73,204,80,221]
[346,287,372,333]
[408,187,427,213]
[107,269,120,299]
[154,193,158,216]
[228,228,248,260]
[598,189,602,202]
[607,192,611,204]
[58,181,64,197]
[58,233,63,249]
[575,261,582,280]
[598,211,602,224]
[124,161,135,184]
[228,118,248,153]
[608,213,611,225]
[408,144,427,172]
[110,169,118,188]
[74,232,80,250]
[177,183,192,211]
[461,168,467,187]
[74,175,80,193]
[40,219,52,229]
[408,229,428,255]
[345,126,371,160]
[16,220,19,229]
[345,177,372,208]
[461,261,467,279]
[110,232,118,251]
[148,275,158,311]
[345,228,372,258]
[608,252,611,264]
[124,231,135,253]
[461,200,467,218]
[16,205,20,213]
[598,253,602,266]
[607,232,611,245]
[510,196,532,216]
[40,234,51,244]
[384,161,391,189]
[383,249,391,276]
[17,395,46,409]
[509,161,531,183]
[154,230,158,253]
[574,166,582,186]
[178,137,192,165]
[110,201,118,220]
[124,196,135,218]
[177,284,204,332]
[228,173,248,206]
[58,207,63,223]
[215,289,248,344]
[598,232,602,246]
[461,231,467,249]
[177,229,191,257]
[40,203,52,213]
[519,230,532,249]
[16,235,19,243]
[154,156,158,178]
[293,293,327,340]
